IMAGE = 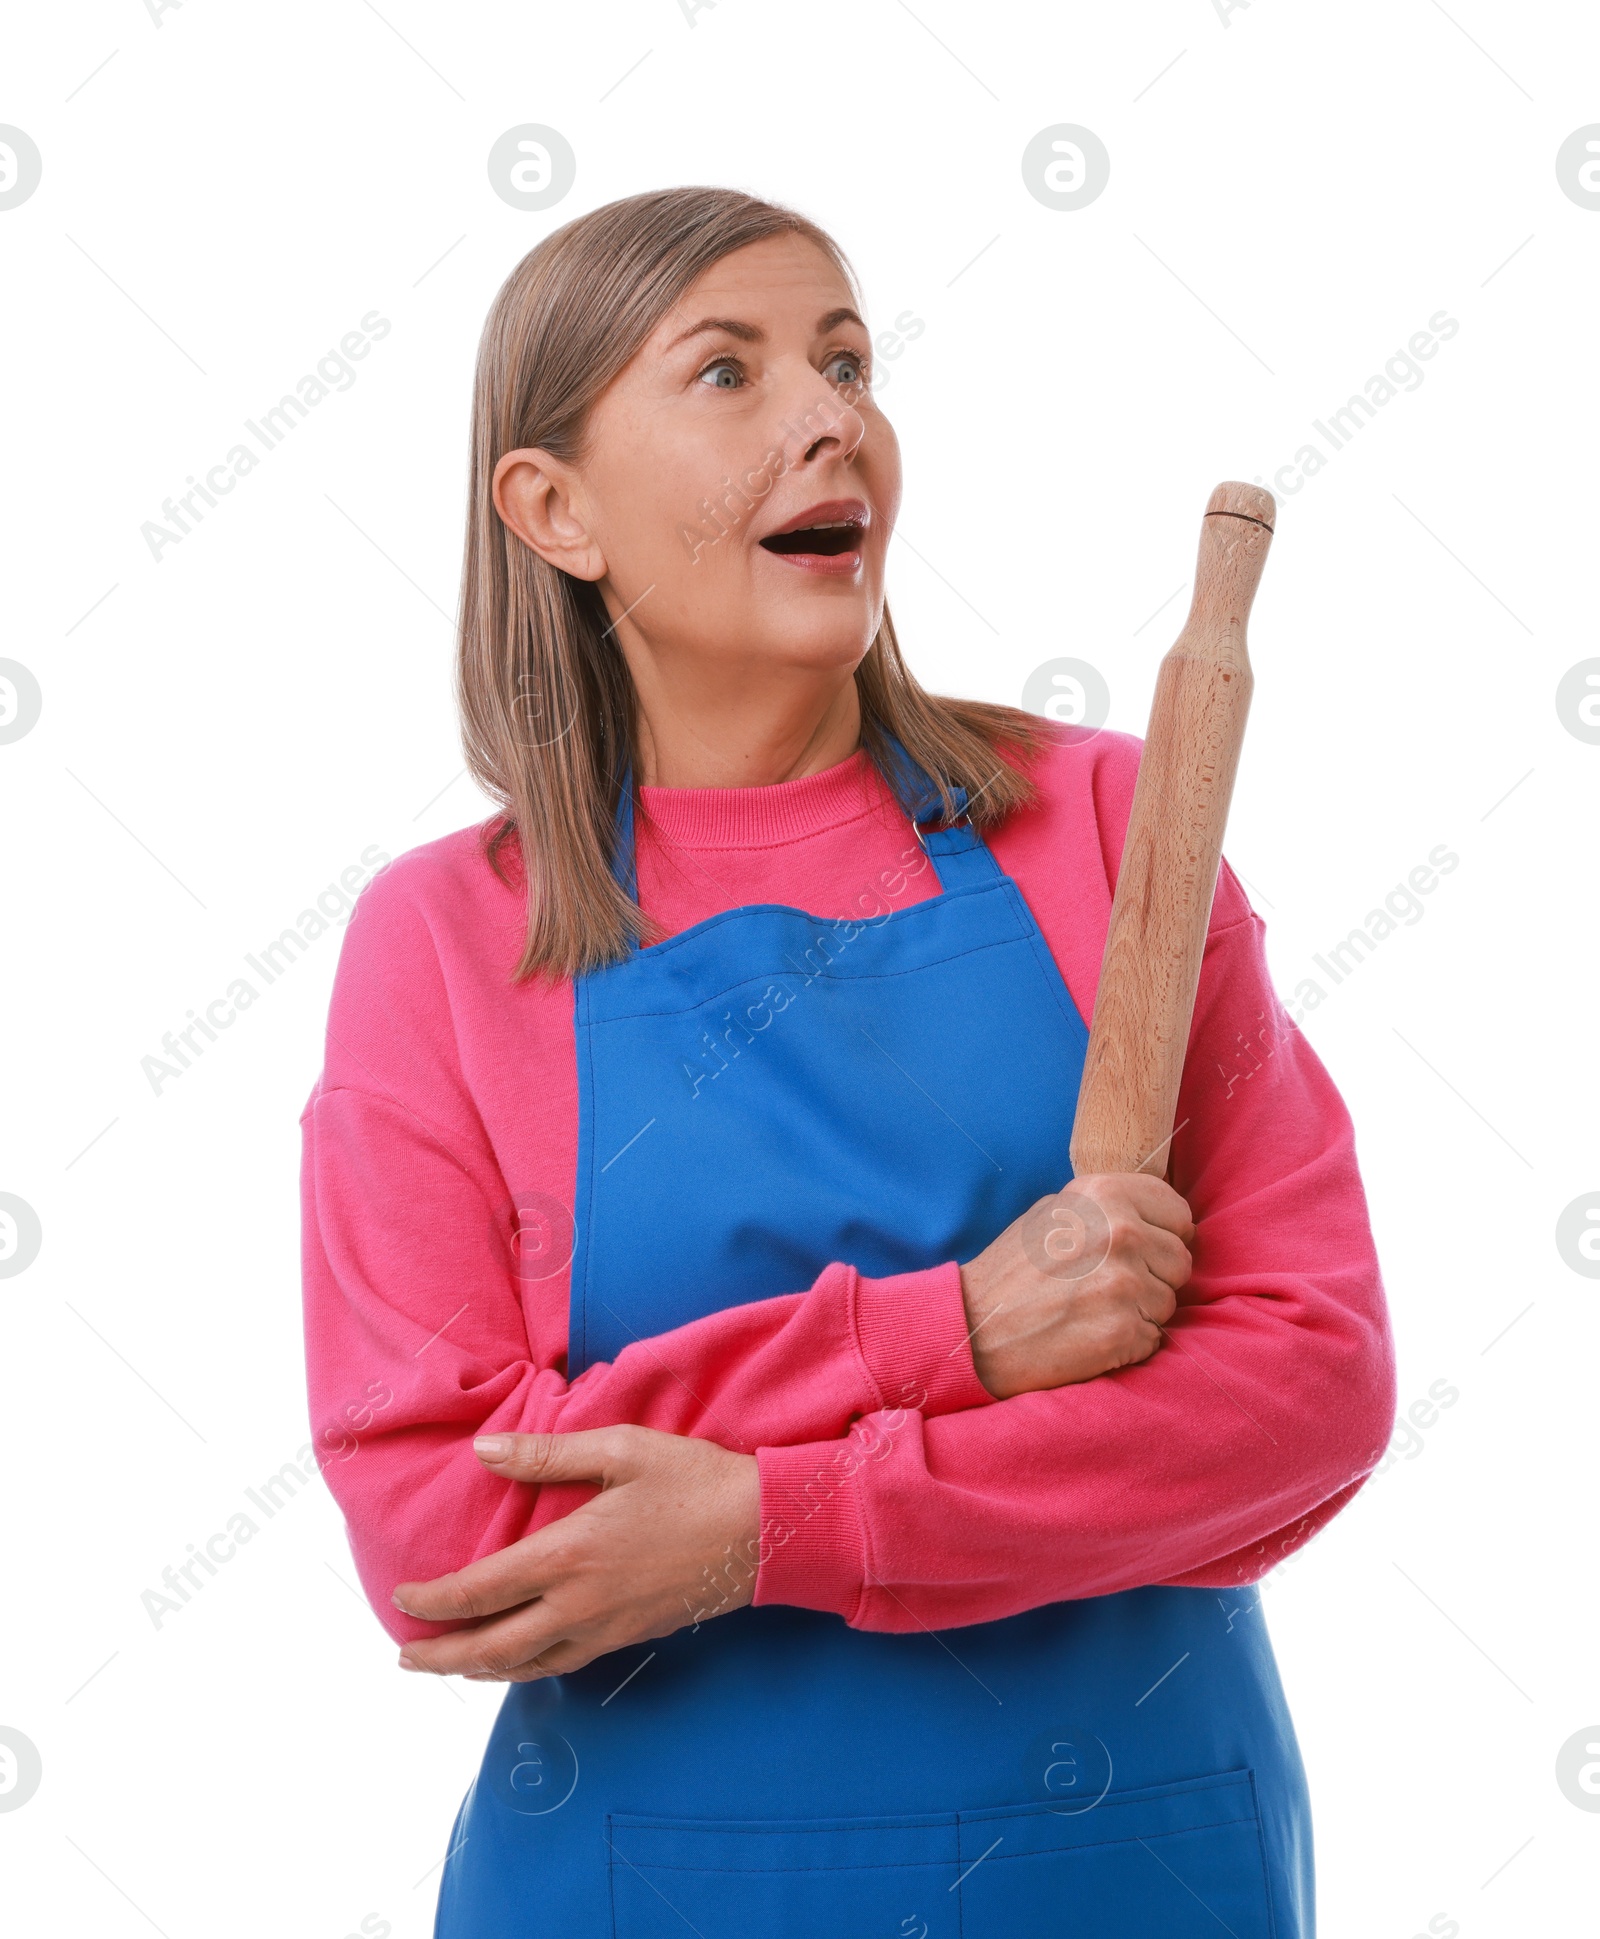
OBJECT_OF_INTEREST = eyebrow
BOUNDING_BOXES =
[665,306,868,353]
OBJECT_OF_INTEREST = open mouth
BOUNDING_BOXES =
[759,518,864,558]
[757,499,870,564]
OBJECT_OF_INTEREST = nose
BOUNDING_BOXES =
[776,367,866,474]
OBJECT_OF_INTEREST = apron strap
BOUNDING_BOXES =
[885,735,1003,892]
[910,789,1003,891]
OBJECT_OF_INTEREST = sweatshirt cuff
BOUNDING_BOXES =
[753,1437,872,1623]
[850,1261,993,1417]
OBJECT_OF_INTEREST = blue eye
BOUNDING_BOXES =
[827,353,867,388]
[698,359,743,390]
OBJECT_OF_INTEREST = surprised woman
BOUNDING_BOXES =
[301,186,1395,1939]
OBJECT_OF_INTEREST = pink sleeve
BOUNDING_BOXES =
[752,899,1398,1629]
[301,871,991,1647]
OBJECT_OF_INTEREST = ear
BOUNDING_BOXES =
[492,448,606,582]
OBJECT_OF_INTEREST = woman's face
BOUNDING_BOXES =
[505,232,902,691]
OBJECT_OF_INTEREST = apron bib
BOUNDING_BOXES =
[436,769,1314,1939]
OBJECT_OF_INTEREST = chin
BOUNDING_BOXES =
[763,609,878,673]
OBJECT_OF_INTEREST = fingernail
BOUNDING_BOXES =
[474,1435,511,1460]
[391,1589,415,1613]
[398,1651,422,1672]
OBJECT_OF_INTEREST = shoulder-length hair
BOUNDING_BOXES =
[457,185,1044,981]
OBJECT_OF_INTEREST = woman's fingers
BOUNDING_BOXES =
[960,1171,1205,1396]
[1078,1174,1194,1293]
[1138,1224,1195,1293]
[400,1594,575,1678]
[396,1428,757,1677]
[393,1525,574,1624]
[390,1428,647,1623]
[1138,1264,1181,1328]
[494,1636,601,1682]
[472,1423,649,1484]
[462,1636,605,1683]
[1097,1172,1196,1243]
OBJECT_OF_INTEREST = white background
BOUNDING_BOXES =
[2,2,1597,1934]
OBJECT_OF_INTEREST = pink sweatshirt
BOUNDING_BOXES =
[301,727,1395,1646]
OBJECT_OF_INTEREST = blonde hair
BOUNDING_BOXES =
[456,186,1043,980]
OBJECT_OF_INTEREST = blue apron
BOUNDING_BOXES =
[435,762,1314,1938]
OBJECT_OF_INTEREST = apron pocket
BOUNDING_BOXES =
[957,1769,1275,1937]
[607,1809,961,1938]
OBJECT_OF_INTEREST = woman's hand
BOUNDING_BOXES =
[959,1174,1196,1399]
[391,1426,760,1681]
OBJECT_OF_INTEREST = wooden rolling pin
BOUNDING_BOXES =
[1069,482,1275,1178]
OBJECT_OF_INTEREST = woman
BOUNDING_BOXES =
[301,187,1395,1937]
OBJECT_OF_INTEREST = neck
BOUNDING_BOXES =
[628,660,863,791]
